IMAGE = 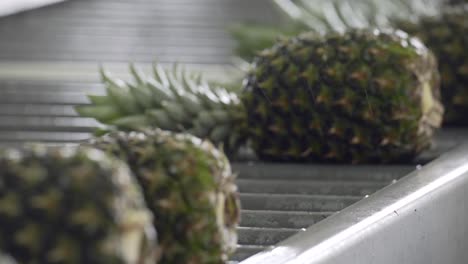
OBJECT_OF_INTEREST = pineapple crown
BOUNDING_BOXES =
[230,0,451,60]
[274,0,446,31]
[76,63,247,154]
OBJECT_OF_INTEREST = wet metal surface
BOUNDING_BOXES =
[238,179,388,196]
[240,210,332,229]
[240,193,361,212]
[242,144,468,264]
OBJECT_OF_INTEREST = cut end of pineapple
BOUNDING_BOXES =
[421,81,444,129]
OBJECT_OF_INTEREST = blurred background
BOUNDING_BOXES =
[0,0,278,64]
[0,0,280,147]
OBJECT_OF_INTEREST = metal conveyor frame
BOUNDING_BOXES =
[242,143,468,264]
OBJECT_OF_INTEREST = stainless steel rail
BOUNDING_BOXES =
[242,144,468,264]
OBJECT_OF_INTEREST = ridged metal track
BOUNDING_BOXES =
[230,164,409,262]
[0,0,280,64]
[0,79,466,263]
[0,1,467,263]
[231,138,467,263]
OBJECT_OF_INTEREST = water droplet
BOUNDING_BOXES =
[301,228,307,231]
[416,165,422,170]
[364,195,369,198]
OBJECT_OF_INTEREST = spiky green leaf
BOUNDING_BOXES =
[110,115,148,129]
[75,105,120,123]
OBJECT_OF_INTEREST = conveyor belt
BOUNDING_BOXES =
[0,79,466,263]
[231,164,412,262]
[0,1,467,263]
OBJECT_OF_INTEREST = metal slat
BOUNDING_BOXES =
[0,116,99,132]
[237,227,302,245]
[0,81,102,92]
[240,210,332,229]
[232,245,266,262]
[0,131,90,142]
[234,164,414,181]
[0,105,78,117]
[240,193,361,212]
[0,91,90,105]
[238,179,389,196]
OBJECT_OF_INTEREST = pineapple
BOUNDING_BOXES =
[229,0,448,61]
[244,29,443,162]
[89,130,240,264]
[231,0,468,125]
[395,5,468,124]
[78,29,443,163]
[0,146,158,264]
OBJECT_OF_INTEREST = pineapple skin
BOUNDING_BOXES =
[90,130,241,264]
[0,146,158,264]
[396,5,468,125]
[243,29,444,163]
